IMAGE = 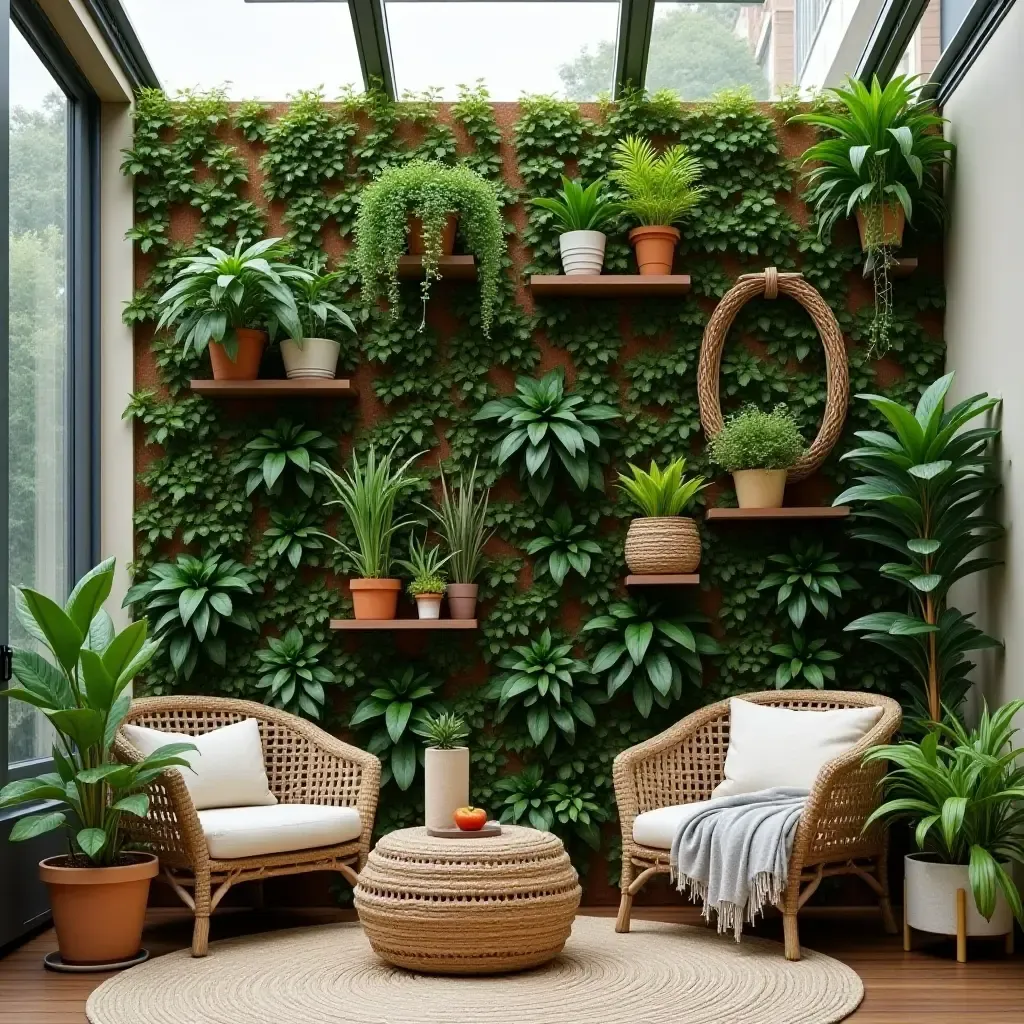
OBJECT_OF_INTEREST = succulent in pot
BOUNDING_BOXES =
[610,135,705,276]
[314,444,423,620]
[530,174,620,276]
[155,237,309,381]
[281,264,356,380]
[398,534,456,620]
[0,558,196,967]
[706,404,806,509]
[413,711,471,830]
[618,458,708,574]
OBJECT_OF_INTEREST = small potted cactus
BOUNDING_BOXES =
[399,534,455,620]
[414,711,471,830]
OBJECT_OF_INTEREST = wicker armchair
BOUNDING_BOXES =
[114,696,380,957]
[612,690,901,960]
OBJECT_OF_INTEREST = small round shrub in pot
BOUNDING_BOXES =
[399,534,454,620]
[707,404,805,508]
[281,264,356,380]
[618,458,708,574]
[530,174,620,276]
[413,711,470,830]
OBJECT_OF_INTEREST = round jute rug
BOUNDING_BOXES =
[86,917,863,1024]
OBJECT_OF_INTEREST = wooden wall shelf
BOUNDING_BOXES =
[397,256,477,279]
[626,574,700,587]
[190,379,357,397]
[529,274,692,297]
[706,506,850,522]
[329,619,477,631]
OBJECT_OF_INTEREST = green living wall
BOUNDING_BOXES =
[124,85,944,903]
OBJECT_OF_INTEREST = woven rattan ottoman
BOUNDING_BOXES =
[354,824,581,974]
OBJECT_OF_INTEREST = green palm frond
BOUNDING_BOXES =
[609,135,706,227]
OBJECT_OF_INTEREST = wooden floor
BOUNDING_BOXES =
[2,906,1020,1023]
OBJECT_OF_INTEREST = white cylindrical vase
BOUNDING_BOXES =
[424,747,470,830]
[905,853,1013,937]
[559,230,606,276]
[281,337,341,379]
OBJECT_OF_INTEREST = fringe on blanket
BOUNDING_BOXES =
[672,870,784,941]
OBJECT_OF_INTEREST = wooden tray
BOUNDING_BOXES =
[426,822,502,839]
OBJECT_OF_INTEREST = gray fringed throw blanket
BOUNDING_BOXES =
[669,787,808,940]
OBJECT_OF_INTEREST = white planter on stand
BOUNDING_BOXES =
[559,231,606,276]
[424,747,470,830]
[280,337,341,379]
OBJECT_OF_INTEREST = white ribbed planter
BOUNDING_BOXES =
[905,854,1013,937]
[280,337,341,379]
[424,747,470,830]
[415,594,442,619]
[559,230,606,276]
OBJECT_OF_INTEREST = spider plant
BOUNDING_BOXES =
[609,135,706,227]
[530,175,620,232]
[424,462,493,584]
[413,710,470,749]
[397,533,455,597]
[617,458,708,517]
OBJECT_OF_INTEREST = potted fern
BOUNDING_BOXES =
[399,534,455,620]
[618,458,708,574]
[609,135,705,276]
[414,711,470,830]
[282,264,356,380]
[530,175,620,276]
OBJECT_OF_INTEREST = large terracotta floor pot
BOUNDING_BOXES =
[39,853,158,965]
[408,214,457,256]
[350,578,401,619]
[629,226,679,275]
[208,328,266,380]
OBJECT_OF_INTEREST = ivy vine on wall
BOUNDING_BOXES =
[124,84,944,901]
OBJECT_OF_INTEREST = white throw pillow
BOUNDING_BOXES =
[122,718,277,810]
[713,698,884,798]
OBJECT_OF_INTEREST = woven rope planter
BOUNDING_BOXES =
[624,517,701,574]
[354,825,581,974]
[697,268,849,482]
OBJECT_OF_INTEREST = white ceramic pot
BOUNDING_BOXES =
[559,230,606,276]
[415,594,443,619]
[732,468,787,509]
[280,337,341,380]
[905,853,1013,936]
[424,746,470,830]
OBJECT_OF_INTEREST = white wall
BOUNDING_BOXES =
[943,0,1024,710]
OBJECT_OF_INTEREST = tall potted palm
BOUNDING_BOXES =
[0,559,195,966]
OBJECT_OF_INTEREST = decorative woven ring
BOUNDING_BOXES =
[697,269,849,482]
[624,517,701,574]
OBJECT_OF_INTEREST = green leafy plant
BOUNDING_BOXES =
[525,505,602,586]
[838,373,1002,724]
[413,710,469,749]
[530,174,620,231]
[495,764,555,831]
[255,626,336,719]
[355,160,505,334]
[315,444,423,578]
[398,533,454,596]
[863,701,1024,923]
[484,628,598,755]
[617,457,707,516]
[546,780,608,850]
[123,554,259,679]
[349,666,443,789]
[707,404,806,471]
[0,559,194,864]
[288,263,356,342]
[155,237,308,359]
[425,462,493,584]
[609,134,706,227]
[769,631,841,688]
[234,419,334,498]
[261,505,325,570]
[583,597,720,717]
[757,538,859,627]
[475,368,618,504]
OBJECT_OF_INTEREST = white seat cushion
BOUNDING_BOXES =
[633,801,715,850]
[713,698,884,798]
[122,718,276,811]
[197,804,361,860]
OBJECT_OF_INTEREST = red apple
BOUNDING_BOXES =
[453,806,488,831]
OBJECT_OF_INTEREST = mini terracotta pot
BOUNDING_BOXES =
[408,214,457,256]
[855,203,905,250]
[415,593,443,619]
[732,469,787,509]
[447,583,478,619]
[208,328,266,381]
[629,225,680,275]
[350,578,401,619]
[39,853,158,965]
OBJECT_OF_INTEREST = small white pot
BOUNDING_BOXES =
[424,746,470,830]
[732,468,787,509]
[559,230,606,276]
[280,337,341,380]
[905,853,1013,937]
[415,594,443,619]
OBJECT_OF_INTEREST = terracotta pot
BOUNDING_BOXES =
[408,214,457,256]
[624,517,701,574]
[424,746,470,830]
[559,230,606,275]
[208,328,266,381]
[415,593,443,619]
[447,583,478,619]
[39,853,158,965]
[905,853,1013,938]
[732,469,787,509]
[629,225,680,275]
[349,578,401,620]
[856,203,905,250]
[280,337,340,380]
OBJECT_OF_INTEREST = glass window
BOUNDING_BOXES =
[386,2,621,100]
[645,2,772,100]
[118,0,364,99]
[8,23,68,765]
[897,0,941,78]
